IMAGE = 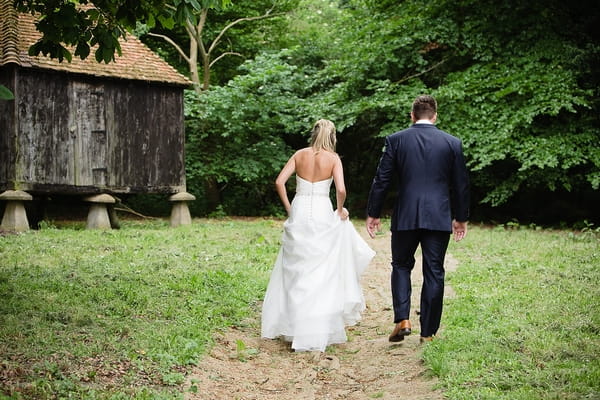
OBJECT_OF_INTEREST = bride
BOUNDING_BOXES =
[261,119,375,352]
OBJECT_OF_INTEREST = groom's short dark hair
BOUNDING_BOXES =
[412,95,437,120]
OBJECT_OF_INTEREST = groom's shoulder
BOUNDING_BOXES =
[388,127,413,139]
[437,128,463,144]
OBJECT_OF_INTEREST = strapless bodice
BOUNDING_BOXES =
[295,176,332,197]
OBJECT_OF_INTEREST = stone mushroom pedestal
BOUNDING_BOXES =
[0,190,33,232]
[169,192,196,227]
[84,194,116,229]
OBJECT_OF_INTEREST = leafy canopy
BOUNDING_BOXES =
[185,0,599,218]
[13,0,231,62]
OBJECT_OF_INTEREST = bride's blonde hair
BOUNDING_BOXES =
[310,119,337,152]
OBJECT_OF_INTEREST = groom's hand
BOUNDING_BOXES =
[452,220,468,242]
[366,216,381,238]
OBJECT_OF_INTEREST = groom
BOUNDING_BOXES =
[366,94,470,343]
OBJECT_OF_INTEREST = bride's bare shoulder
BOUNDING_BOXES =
[293,147,313,159]
[321,150,341,161]
[295,148,339,163]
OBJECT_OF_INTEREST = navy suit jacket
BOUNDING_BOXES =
[367,123,470,232]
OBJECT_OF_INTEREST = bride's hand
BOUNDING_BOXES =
[337,207,349,220]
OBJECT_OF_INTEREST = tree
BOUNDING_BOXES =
[12,0,230,63]
[188,0,599,221]
[182,1,342,214]
[184,49,317,214]
[306,0,599,219]
[14,0,296,91]
[143,1,292,93]
[14,0,599,222]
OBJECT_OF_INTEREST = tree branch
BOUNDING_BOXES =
[395,58,448,85]
[209,51,243,67]
[207,8,284,55]
[190,9,209,59]
[146,32,191,63]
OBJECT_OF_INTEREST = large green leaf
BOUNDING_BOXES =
[0,85,14,100]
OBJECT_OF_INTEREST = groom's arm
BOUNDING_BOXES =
[367,136,395,219]
[451,140,470,223]
[366,137,395,237]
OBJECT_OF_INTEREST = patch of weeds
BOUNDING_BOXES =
[568,220,600,242]
[235,340,259,362]
[161,372,185,386]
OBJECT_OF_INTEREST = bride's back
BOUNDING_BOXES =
[294,147,337,182]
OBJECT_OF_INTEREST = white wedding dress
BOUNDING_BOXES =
[261,176,376,352]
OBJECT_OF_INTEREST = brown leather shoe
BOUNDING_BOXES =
[389,320,412,342]
[419,336,433,343]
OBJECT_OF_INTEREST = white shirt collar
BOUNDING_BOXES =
[414,119,434,124]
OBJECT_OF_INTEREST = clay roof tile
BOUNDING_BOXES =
[0,0,192,87]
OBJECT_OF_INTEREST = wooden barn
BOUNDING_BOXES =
[0,0,194,229]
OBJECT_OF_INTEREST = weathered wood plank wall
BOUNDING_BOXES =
[0,68,186,194]
[17,68,71,187]
[107,80,185,193]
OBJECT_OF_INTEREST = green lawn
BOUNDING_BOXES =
[0,219,598,399]
[425,224,600,399]
[0,218,281,399]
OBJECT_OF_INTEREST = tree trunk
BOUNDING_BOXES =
[201,52,211,92]
[188,32,201,94]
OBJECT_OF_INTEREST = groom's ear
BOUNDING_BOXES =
[410,112,416,123]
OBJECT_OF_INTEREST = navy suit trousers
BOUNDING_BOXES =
[391,229,450,337]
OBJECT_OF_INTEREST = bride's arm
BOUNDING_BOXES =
[275,153,297,215]
[332,155,348,220]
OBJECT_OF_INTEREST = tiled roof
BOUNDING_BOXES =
[0,0,192,87]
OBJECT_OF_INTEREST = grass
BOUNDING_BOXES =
[1,218,598,399]
[0,218,282,399]
[424,223,600,399]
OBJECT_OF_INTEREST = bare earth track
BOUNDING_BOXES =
[186,227,458,400]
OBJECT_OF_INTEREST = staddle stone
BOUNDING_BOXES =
[84,194,116,204]
[84,194,116,229]
[169,192,196,227]
[0,190,32,232]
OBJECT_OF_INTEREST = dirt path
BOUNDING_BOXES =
[185,227,457,400]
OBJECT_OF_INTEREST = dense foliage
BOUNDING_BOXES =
[184,50,315,215]
[183,0,599,222]
[14,0,600,223]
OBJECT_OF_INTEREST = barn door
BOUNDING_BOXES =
[69,81,107,186]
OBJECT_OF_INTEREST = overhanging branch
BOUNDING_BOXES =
[395,58,448,85]
[210,51,243,67]
[146,32,191,63]
[207,8,284,55]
